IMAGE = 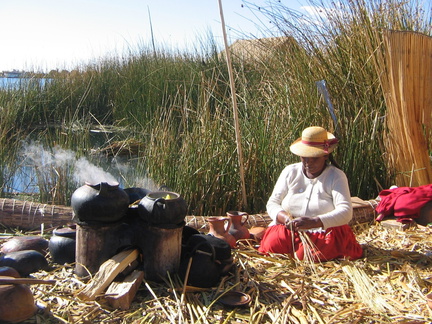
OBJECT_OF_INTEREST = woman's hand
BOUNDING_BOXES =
[286,216,323,231]
[276,211,292,225]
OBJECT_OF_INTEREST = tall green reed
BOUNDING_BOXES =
[0,91,24,195]
[249,0,430,197]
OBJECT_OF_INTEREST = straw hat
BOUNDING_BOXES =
[290,126,338,157]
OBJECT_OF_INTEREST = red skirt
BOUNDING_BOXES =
[258,224,363,262]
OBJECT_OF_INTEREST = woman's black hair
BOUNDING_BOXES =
[328,153,342,170]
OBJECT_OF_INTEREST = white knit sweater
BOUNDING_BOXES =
[266,162,353,229]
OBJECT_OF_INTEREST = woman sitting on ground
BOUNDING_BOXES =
[258,126,363,261]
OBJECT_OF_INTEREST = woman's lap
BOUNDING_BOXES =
[257,224,363,261]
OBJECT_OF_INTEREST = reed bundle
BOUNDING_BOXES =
[379,30,432,186]
[342,263,396,314]
[0,198,73,230]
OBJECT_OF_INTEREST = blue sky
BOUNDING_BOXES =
[0,0,307,72]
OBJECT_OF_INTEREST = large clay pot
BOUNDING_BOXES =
[1,236,48,254]
[184,234,233,275]
[124,187,151,205]
[138,191,187,226]
[0,276,37,323]
[0,250,49,277]
[71,182,129,223]
[49,225,76,264]
[227,211,250,241]
[124,187,151,220]
[206,217,236,248]
[178,240,221,288]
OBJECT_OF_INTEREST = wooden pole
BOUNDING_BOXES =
[217,0,248,209]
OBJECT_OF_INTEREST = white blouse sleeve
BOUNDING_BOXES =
[266,165,292,223]
[318,169,353,229]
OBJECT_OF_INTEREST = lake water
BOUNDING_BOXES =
[0,77,149,199]
[0,77,51,89]
[5,148,147,199]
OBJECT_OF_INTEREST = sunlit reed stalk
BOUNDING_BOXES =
[285,220,321,274]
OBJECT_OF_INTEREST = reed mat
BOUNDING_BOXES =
[2,220,430,323]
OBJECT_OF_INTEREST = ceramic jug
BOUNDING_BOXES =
[227,211,250,241]
[71,182,129,223]
[206,217,236,248]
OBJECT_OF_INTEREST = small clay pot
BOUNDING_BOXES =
[0,250,49,277]
[249,227,267,242]
[1,236,48,254]
[49,226,76,264]
[218,291,251,307]
[0,276,37,323]
[206,217,237,248]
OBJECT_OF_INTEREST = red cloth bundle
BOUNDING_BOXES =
[375,184,432,222]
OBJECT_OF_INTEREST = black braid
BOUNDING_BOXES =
[328,153,342,170]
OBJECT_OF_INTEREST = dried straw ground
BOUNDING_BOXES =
[10,222,432,323]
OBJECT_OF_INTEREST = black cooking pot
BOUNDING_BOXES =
[71,182,129,223]
[184,234,233,275]
[138,191,187,226]
[124,187,151,220]
[178,240,221,288]
[124,187,151,205]
[49,225,76,264]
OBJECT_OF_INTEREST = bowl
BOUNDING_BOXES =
[218,291,251,307]
[426,292,432,309]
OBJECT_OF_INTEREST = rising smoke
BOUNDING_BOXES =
[22,142,116,184]
[20,142,156,189]
[74,157,118,185]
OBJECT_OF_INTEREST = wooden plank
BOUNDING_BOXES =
[105,270,144,310]
[76,249,139,301]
